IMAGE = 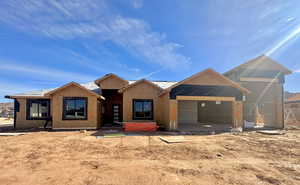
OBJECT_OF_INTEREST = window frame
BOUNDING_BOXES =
[132,99,154,120]
[26,99,51,120]
[62,97,88,120]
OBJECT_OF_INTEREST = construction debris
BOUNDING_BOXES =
[80,130,87,133]
[0,133,27,136]
[104,133,125,138]
[231,127,243,132]
[244,120,255,128]
[159,136,186,143]
[257,130,285,135]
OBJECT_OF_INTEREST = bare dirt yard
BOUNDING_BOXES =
[0,130,299,185]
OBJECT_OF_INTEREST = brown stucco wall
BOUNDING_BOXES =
[14,98,51,129]
[98,76,128,89]
[122,82,162,123]
[51,85,99,129]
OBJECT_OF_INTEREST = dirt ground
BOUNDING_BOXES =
[0,130,299,185]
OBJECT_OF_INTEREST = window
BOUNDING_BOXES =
[63,97,87,120]
[26,99,50,120]
[133,99,153,120]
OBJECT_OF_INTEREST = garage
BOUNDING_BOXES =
[177,99,234,132]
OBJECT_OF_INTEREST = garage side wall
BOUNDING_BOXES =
[51,86,99,129]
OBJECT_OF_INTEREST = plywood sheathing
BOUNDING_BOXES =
[51,84,99,129]
[122,80,162,123]
[119,79,163,93]
[94,73,129,89]
[241,81,283,128]
[169,100,178,130]
[233,101,243,128]
[14,98,49,129]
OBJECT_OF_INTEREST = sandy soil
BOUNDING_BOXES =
[0,130,299,185]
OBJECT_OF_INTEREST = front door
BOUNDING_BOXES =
[112,104,121,124]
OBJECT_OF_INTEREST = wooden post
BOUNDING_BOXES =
[169,100,178,130]
[233,101,243,128]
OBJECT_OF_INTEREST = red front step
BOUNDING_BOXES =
[123,122,158,132]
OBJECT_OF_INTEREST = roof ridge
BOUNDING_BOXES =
[128,80,178,82]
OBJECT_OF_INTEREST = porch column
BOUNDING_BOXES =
[233,101,243,128]
[169,99,178,130]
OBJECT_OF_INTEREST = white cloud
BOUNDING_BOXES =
[0,0,190,69]
[131,0,143,9]
[0,83,35,94]
[0,63,96,82]
[0,82,36,101]
[294,69,300,73]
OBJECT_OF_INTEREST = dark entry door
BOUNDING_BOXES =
[112,104,121,123]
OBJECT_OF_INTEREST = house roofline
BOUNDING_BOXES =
[45,82,105,100]
[159,68,250,96]
[118,79,163,93]
[224,55,292,76]
[94,73,128,86]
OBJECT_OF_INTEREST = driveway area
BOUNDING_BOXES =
[0,129,299,185]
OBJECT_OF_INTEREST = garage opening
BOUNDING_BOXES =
[178,100,233,132]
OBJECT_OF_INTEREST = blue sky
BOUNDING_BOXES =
[1,0,300,102]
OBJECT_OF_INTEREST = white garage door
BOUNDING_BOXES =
[178,100,198,124]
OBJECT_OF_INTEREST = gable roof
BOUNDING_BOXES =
[224,55,292,76]
[45,82,105,99]
[128,80,177,89]
[5,80,176,99]
[160,68,250,96]
[94,73,129,86]
[119,79,163,93]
